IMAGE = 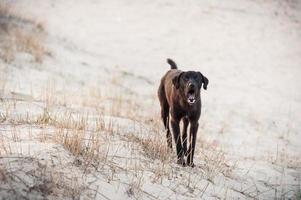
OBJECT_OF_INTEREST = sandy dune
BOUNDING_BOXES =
[1,0,301,199]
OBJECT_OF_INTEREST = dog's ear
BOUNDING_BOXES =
[202,75,209,90]
[172,72,184,89]
[198,72,209,90]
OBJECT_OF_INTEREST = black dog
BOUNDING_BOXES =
[158,58,208,167]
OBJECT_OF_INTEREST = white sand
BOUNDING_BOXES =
[1,0,301,199]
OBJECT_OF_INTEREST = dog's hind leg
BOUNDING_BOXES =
[158,84,172,149]
[182,116,189,156]
[161,103,172,149]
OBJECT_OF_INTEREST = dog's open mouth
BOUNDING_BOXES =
[187,90,196,105]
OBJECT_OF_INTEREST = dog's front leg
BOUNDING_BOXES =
[182,117,189,156]
[170,118,185,166]
[187,121,199,167]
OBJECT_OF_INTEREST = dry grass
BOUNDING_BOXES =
[2,79,299,199]
[125,130,172,163]
[0,82,232,185]
[0,157,86,199]
[0,2,48,63]
[199,140,235,182]
[53,127,111,171]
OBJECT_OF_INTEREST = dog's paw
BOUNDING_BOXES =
[186,162,195,168]
[177,157,186,167]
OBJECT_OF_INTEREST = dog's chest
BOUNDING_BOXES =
[174,101,201,118]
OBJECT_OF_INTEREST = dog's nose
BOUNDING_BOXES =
[188,83,195,94]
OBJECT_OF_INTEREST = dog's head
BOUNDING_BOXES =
[172,71,208,105]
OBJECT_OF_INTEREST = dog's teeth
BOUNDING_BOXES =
[188,98,195,104]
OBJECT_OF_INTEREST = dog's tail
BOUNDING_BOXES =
[167,58,177,69]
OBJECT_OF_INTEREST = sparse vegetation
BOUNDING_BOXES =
[1,0,300,199]
[1,78,300,199]
[0,157,86,199]
[0,2,48,63]
[0,83,237,199]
